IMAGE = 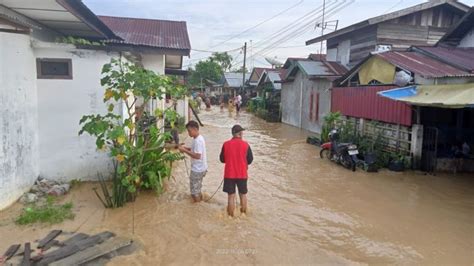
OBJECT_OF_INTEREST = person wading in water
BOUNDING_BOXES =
[219,125,253,216]
[179,121,208,202]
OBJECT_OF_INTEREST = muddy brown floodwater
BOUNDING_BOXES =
[1,108,473,265]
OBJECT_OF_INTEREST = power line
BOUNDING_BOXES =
[257,0,349,57]
[253,0,353,60]
[235,0,350,65]
[208,0,305,49]
[251,1,330,49]
[191,46,243,53]
[249,0,340,57]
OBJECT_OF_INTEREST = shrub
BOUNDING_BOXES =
[79,59,186,208]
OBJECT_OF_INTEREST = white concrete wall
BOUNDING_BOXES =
[0,32,39,209]
[176,97,190,124]
[34,43,120,181]
[141,53,165,75]
[459,28,474,48]
[141,53,166,115]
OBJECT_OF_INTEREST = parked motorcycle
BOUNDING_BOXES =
[320,129,358,171]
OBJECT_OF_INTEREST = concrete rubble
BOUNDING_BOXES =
[19,177,71,204]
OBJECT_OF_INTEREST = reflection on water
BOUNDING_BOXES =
[0,108,473,265]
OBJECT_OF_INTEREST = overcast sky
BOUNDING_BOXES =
[84,0,474,70]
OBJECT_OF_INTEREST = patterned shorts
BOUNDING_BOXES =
[189,171,206,196]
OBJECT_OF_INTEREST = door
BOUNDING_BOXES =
[421,126,438,173]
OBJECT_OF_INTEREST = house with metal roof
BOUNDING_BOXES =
[221,72,249,96]
[375,8,474,173]
[0,0,191,209]
[332,44,474,172]
[305,0,470,68]
[280,56,347,134]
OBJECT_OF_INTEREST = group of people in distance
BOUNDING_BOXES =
[220,94,242,114]
[178,121,253,217]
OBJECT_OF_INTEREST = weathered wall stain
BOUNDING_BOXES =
[0,33,39,209]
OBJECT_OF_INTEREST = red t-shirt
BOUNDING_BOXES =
[219,138,253,179]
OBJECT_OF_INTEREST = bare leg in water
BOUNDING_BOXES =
[227,193,236,216]
[239,193,247,214]
[192,193,202,203]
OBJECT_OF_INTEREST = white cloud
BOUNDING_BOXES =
[84,0,474,69]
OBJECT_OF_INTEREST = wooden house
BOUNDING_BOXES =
[306,0,470,67]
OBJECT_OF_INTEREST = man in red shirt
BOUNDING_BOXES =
[219,125,253,217]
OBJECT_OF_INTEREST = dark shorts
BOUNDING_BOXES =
[223,178,247,194]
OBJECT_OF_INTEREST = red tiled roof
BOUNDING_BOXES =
[376,51,472,78]
[415,46,474,73]
[98,15,191,53]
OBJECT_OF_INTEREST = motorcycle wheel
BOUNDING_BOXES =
[342,154,356,171]
[320,148,331,159]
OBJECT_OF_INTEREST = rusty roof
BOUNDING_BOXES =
[414,46,474,73]
[98,15,191,54]
[253,67,274,79]
[284,58,347,82]
[376,51,473,78]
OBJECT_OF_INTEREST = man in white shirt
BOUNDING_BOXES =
[178,121,208,202]
[236,94,242,113]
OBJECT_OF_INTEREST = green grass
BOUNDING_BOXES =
[16,197,75,225]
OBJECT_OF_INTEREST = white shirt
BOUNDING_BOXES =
[191,135,208,172]
[236,95,242,105]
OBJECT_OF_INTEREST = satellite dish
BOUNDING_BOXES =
[265,57,283,67]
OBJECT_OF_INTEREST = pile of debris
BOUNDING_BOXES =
[0,230,133,265]
[20,177,71,205]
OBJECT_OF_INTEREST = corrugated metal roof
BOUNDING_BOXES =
[98,15,191,52]
[332,85,412,126]
[376,51,473,78]
[267,71,282,90]
[224,72,249,88]
[415,46,474,73]
[285,59,347,81]
[297,60,347,76]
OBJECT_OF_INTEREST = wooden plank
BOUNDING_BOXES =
[20,242,30,266]
[37,231,115,266]
[2,244,20,261]
[37,230,62,249]
[50,237,132,266]
[59,233,89,247]
[42,240,60,251]
[189,104,204,127]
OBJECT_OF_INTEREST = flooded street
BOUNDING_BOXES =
[1,108,473,265]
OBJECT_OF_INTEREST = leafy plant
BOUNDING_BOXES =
[209,52,233,72]
[16,197,74,225]
[79,59,185,208]
[321,112,341,142]
[56,36,104,46]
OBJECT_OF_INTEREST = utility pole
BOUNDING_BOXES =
[320,0,326,55]
[241,42,247,96]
